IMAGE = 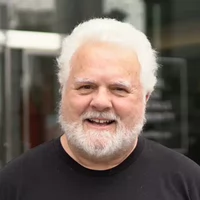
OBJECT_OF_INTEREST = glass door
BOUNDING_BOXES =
[0,30,62,165]
[22,52,61,150]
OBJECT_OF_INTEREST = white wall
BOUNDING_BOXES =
[0,0,55,11]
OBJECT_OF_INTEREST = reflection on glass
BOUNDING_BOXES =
[144,57,188,153]
[22,55,60,148]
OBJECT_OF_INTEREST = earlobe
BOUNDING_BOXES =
[145,93,151,102]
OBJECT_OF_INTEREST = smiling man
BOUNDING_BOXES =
[59,41,146,169]
[0,18,200,200]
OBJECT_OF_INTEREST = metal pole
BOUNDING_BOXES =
[22,50,30,151]
[4,0,13,162]
[4,46,12,162]
[0,47,5,168]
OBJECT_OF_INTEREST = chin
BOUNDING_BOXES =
[59,115,144,162]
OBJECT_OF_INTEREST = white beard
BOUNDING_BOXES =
[59,111,145,162]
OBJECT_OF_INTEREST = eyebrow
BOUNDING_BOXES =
[111,80,132,89]
[74,78,96,85]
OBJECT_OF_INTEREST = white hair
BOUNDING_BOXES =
[57,18,158,94]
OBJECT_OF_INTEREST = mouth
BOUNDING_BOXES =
[85,118,116,126]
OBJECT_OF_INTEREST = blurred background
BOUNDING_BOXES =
[0,0,200,168]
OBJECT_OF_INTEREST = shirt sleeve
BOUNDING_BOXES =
[0,172,17,200]
[187,162,200,200]
[0,161,21,200]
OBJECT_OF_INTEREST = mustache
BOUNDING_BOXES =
[81,111,118,121]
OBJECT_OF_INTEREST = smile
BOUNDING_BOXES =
[86,118,115,125]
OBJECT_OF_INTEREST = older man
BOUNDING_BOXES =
[0,18,200,200]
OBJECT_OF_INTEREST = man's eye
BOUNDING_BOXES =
[79,85,92,90]
[77,85,94,94]
[115,88,127,92]
[116,88,125,91]
[112,87,129,96]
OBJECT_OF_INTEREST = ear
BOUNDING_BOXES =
[145,92,151,103]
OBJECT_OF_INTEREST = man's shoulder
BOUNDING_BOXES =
[142,138,200,199]
[0,138,60,199]
[0,138,58,181]
[143,137,200,174]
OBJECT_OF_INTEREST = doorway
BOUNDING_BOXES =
[1,30,62,164]
[21,52,61,150]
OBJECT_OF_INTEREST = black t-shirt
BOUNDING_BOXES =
[0,136,200,200]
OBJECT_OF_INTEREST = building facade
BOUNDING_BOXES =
[0,0,200,168]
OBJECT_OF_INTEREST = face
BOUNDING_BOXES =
[59,41,147,161]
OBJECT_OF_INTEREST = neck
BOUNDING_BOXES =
[60,134,138,170]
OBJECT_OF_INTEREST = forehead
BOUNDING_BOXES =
[69,41,141,82]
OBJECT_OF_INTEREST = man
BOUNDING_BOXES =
[0,18,200,200]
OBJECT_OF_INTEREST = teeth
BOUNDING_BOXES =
[90,119,112,124]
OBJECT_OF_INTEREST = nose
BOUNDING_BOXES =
[90,88,112,111]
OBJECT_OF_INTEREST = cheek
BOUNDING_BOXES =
[61,92,91,121]
[114,96,145,124]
